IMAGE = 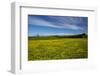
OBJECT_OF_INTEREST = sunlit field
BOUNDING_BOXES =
[28,38,88,61]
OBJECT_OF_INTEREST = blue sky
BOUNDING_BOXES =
[28,15,88,36]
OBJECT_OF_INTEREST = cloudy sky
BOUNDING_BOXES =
[28,15,88,36]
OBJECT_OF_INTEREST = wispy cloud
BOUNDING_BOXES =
[28,16,83,30]
[38,33,75,36]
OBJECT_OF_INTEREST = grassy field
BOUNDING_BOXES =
[28,38,88,61]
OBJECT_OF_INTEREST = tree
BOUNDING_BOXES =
[37,33,39,38]
[82,33,87,38]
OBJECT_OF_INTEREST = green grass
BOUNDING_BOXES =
[28,38,88,61]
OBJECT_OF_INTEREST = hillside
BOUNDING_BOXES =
[28,33,87,40]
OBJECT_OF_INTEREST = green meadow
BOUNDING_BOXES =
[28,37,88,61]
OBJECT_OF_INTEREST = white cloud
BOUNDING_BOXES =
[29,17,82,30]
[38,33,75,36]
[29,17,61,28]
[63,24,83,30]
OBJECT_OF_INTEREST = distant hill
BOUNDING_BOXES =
[28,33,87,40]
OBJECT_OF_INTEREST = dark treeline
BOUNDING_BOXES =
[29,33,87,40]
